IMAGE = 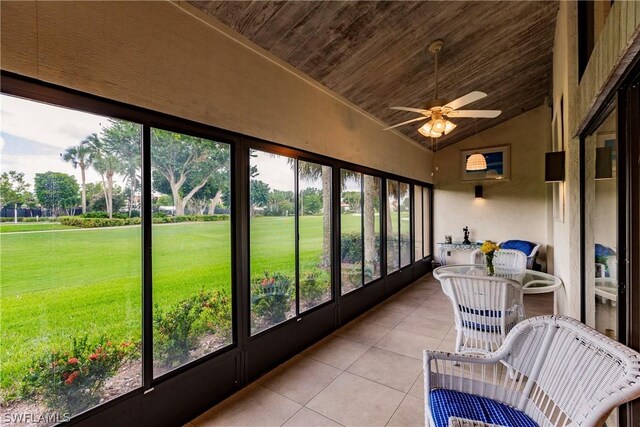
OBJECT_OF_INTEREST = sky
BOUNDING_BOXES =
[0,93,357,196]
[1,93,113,187]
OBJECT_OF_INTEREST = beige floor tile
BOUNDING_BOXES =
[303,335,369,369]
[378,299,419,315]
[394,312,454,340]
[347,347,423,392]
[408,371,425,399]
[334,319,391,346]
[283,408,343,427]
[259,355,342,405]
[375,329,442,360]
[306,372,405,427]
[386,394,426,427]
[437,338,457,353]
[192,383,301,427]
[359,305,410,329]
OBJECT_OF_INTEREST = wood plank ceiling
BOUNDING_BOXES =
[190,1,559,150]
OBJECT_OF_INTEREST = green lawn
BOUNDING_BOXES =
[0,214,368,392]
[0,223,76,233]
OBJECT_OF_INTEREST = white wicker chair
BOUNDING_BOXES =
[595,256,618,305]
[469,249,527,271]
[498,240,542,270]
[438,273,525,354]
[424,316,640,427]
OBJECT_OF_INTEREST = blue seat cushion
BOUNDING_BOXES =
[461,320,515,334]
[500,240,537,256]
[430,389,538,427]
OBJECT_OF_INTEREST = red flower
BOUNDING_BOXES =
[64,371,79,385]
[67,357,79,365]
[89,353,98,361]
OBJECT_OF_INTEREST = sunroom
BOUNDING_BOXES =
[0,1,639,426]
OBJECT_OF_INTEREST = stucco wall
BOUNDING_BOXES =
[433,106,550,266]
[551,0,640,318]
[0,1,432,182]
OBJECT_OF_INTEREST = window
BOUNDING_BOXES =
[249,150,296,334]
[399,182,411,267]
[363,175,382,283]
[414,185,423,260]
[386,180,400,273]
[0,93,142,417]
[341,170,363,294]
[423,186,432,257]
[151,128,232,377]
[340,170,381,294]
[298,160,332,312]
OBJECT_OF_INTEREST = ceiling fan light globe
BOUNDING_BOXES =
[466,153,488,171]
[429,130,443,138]
[432,118,446,133]
[418,120,435,137]
[443,120,456,135]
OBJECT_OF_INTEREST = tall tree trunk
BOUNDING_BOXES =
[128,177,135,218]
[321,166,332,267]
[170,181,183,216]
[100,173,108,216]
[363,175,376,269]
[208,190,223,215]
[80,165,87,214]
[106,171,114,218]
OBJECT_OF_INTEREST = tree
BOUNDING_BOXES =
[363,175,379,270]
[301,188,322,215]
[151,130,228,216]
[250,180,270,212]
[62,143,93,214]
[34,172,80,216]
[0,171,32,221]
[82,133,120,218]
[101,120,141,217]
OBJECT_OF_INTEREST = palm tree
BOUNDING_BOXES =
[62,142,94,214]
[82,133,121,218]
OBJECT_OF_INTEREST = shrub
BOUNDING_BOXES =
[152,211,168,218]
[59,217,141,228]
[154,296,204,369]
[80,211,109,218]
[196,290,232,341]
[341,232,363,263]
[251,272,293,324]
[300,268,329,307]
[21,336,137,414]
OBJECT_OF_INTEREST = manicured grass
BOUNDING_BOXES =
[0,223,76,233]
[0,215,367,392]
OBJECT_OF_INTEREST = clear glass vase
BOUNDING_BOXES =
[486,254,495,276]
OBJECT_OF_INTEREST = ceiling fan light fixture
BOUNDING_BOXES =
[418,120,435,137]
[466,153,487,171]
[432,117,447,133]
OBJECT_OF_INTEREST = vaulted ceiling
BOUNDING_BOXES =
[190,1,559,150]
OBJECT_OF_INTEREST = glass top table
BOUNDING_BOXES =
[433,264,564,313]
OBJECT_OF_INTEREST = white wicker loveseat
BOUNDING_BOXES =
[423,316,640,427]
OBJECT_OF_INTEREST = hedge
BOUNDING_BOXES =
[58,215,229,228]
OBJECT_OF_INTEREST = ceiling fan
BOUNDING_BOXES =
[384,39,502,139]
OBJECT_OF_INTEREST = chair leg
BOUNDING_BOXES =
[455,328,463,353]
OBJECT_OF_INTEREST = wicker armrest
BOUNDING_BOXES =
[424,349,505,365]
[448,417,502,427]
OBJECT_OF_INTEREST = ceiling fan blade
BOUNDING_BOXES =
[447,109,502,118]
[382,116,429,131]
[444,91,487,110]
[390,106,432,115]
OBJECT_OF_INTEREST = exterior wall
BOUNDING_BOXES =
[0,1,432,182]
[433,106,550,266]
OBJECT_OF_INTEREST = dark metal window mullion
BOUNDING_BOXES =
[295,159,300,316]
[397,183,401,270]
[141,124,153,386]
[360,174,365,287]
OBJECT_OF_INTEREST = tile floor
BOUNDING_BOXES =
[189,273,554,427]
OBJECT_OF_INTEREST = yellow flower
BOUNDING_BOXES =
[480,240,500,254]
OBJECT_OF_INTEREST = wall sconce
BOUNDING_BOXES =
[474,185,483,198]
[596,146,613,180]
[545,151,565,182]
